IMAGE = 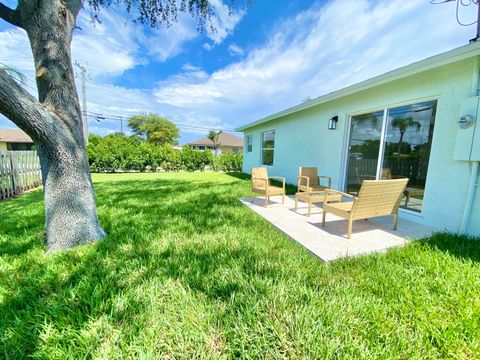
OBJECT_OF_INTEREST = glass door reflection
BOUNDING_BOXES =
[345,111,384,195]
[381,101,436,212]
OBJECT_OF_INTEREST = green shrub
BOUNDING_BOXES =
[218,152,243,172]
[181,146,214,172]
[87,134,243,173]
[160,145,183,172]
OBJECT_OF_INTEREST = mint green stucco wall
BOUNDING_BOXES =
[242,58,480,236]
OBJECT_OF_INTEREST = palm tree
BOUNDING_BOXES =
[207,130,222,157]
[391,117,421,159]
[352,113,380,130]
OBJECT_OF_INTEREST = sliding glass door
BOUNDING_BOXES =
[345,100,437,212]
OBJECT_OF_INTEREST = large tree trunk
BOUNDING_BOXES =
[0,0,105,250]
[37,142,105,250]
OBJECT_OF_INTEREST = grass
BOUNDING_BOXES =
[0,172,479,359]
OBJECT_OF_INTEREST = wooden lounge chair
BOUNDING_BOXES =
[251,167,285,207]
[298,167,331,193]
[295,167,338,216]
[322,178,409,239]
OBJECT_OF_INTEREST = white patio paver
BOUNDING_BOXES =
[240,196,435,262]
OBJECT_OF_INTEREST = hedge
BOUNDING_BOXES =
[87,133,243,173]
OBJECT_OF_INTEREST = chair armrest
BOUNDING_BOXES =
[297,175,310,188]
[324,189,356,204]
[318,175,332,189]
[269,176,286,188]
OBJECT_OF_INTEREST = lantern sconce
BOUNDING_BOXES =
[328,116,338,130]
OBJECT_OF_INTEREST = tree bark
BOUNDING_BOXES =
[0,0,105,250]
[397,132,404,160]
[36,141,105,251]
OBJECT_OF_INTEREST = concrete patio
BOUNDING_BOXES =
[240,195,435,262]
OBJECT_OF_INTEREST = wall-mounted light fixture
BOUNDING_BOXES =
[328,116,338,130]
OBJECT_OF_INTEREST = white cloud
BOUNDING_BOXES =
[0,28,35,77]
[72,12,142,78]
[0,0,476,144]
[203,42,213,51]
[206,0,245,44]
[152,0,474,133]
[137,12,198,62]
[228,43,244,56]
[71,9,201,78]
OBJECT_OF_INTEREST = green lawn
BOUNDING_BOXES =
[0,172,479,359]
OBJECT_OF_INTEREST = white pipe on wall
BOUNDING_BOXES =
[460,161,479,234]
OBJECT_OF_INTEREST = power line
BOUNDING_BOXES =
[432,0,480,41]
[1,58,241,134]
[431,1,479,26]
[86,111,240,133]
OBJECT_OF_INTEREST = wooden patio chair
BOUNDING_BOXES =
[322,178,409,239]
[298,167,331,194]
[251,167,285,207]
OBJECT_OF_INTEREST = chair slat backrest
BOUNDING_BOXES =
[353,178,408,219]
[299,167,320,190]
[252,167,268,190]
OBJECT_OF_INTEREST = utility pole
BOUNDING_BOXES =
[470,0,480,42]
[476,1,480,42]
[74,61,88,144]
[119,116,125,135]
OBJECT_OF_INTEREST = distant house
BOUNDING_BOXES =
[0,129,34,151]
[188,133,243,155]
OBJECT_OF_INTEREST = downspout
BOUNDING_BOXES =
[460,55,480,234]
[460,161,479,233]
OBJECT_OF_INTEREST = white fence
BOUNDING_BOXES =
[0,151,42,200]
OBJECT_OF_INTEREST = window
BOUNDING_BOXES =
[261,130,275,166]
[246,135,252,152]
[345,100,437,212]
[232,147,238,154]
[198,145,205,150]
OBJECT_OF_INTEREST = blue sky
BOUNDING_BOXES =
[0,0,477,144]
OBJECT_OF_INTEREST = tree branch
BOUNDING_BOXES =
[0,69,60,145]
[0,2,22,28]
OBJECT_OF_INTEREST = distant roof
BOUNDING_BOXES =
[188,132,243,147]
[236,41,480,131]
[0,129,33,143]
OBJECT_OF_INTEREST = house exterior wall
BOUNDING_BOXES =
[219,146,243,154]
[0,142,7,151]
[242,58,480,236]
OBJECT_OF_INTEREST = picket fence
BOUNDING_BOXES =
[0,151,42,200]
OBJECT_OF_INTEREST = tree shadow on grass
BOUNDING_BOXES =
[93,178,250,237]
[0,176,249,256]
[224,172,251,181]
[0,228,283,358]
[2,175,479,357]
[0,175,295,357]
[225,172,298,195]
[418,232,480,263]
